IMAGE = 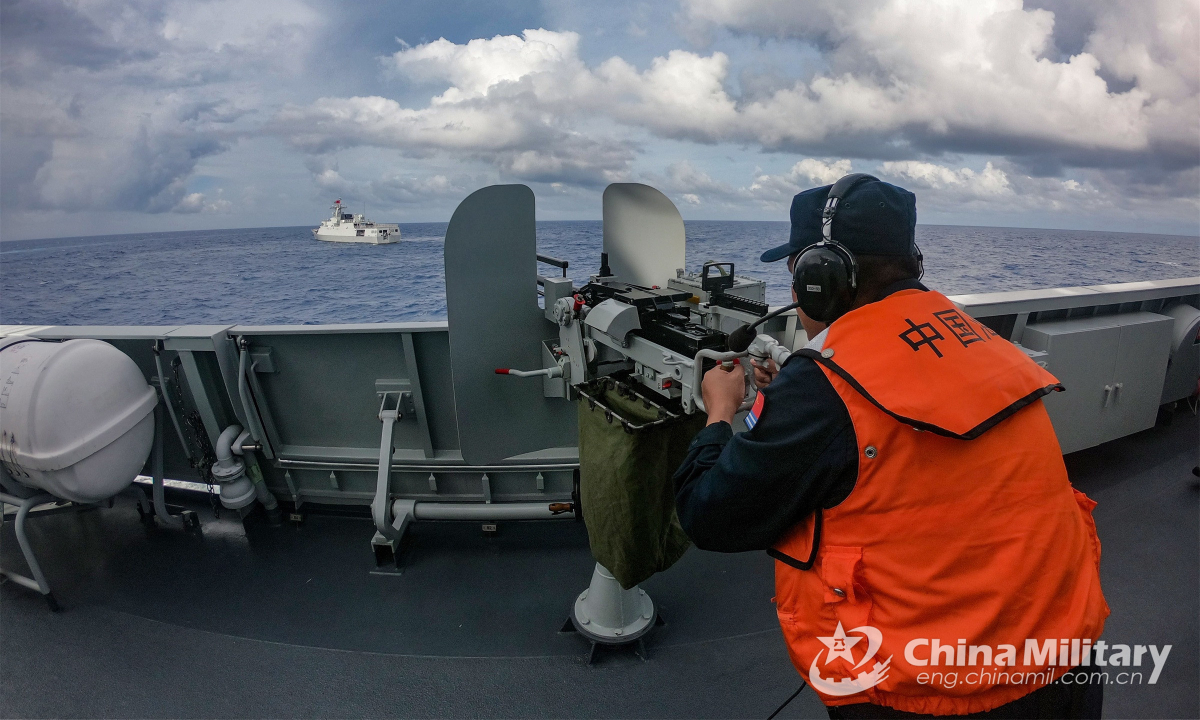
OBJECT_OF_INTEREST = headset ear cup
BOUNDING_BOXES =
[793,246,855,323]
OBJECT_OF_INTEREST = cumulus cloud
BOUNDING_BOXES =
[745,159,855,202]
[389,29,587,103]
[12,96,235,213]
[0,0,319,215]
[662,160,738,197]
[651,153,1196,231]
[274,31,636,186]
[272,3,1195,217]
[174,193,208,213]
[371,174,466,203]
[881,161,1013,198]
[282,2,1200,172]
[682,0,1197,167]
[651,158,857,209]
[876,158,1198,223]
[174,191,232,214]
[272,31,742,174]
[3,0,1196,236]
[1079,0,1199,162]
[303,156,474,208]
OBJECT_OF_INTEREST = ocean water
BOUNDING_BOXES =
[2,222,1196,326]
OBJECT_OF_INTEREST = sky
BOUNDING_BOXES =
[1,0,1197,241]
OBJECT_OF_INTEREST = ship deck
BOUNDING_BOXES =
[2,405,1196,719]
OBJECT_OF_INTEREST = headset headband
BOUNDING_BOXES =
[821,173,880,244]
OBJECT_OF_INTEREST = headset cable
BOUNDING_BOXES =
[766,681,807,720]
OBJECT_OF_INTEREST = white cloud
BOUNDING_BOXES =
[782,159,853,187]
[1,0,320,215]
[390,29,587,104]
[274,31,635,186]
[880,161,1012,198]
[651,157,855,209]
[174,193,206,213]
[1081,0,1198,156]
[173,191,231,214]
[160,0,319,55]
[876,158,1197,221]
[276,3,1195,197]
[743,159,853,204]
[595,50,740,141]
[650,154,1196,232]
[664,160,737,195]
[17,96,236,213]
[370,173,471,204]
[2,1,1196,237]
[680,0,1195,161]
[303,156,474,207]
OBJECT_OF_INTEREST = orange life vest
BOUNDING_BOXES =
[772,289,1109,715]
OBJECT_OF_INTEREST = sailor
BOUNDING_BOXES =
[673,174,1109,719]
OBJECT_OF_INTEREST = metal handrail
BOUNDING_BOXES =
[536,253,569,277]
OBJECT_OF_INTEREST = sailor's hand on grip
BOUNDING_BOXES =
[751,357,778,388]
[702,359,745,426]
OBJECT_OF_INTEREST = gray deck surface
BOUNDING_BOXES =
[2,407,1196,719]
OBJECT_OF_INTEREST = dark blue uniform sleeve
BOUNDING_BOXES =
[673,355,859,553]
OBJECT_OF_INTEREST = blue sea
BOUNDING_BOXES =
[2,222,1197,326]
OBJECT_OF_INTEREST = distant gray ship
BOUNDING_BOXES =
[312,198,399,244]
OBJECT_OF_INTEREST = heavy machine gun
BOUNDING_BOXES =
[503,251,794,415]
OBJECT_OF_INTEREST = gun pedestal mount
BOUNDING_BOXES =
[561,563,663,664]
[474,183,789,661]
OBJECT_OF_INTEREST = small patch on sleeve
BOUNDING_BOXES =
[745,390,767,430]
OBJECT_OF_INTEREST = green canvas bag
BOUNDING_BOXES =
[576,377,705,589]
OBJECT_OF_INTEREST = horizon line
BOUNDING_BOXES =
[2,220,1198,245]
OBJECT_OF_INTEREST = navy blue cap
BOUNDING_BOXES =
[761,178,917,262]
[760,184,830,263]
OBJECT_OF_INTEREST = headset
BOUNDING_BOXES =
[790,173,872,323]
[790,173,924,323]
[727,173,923,353]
